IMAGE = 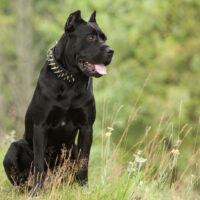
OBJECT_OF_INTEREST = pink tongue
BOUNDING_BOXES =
[94,64,107,75]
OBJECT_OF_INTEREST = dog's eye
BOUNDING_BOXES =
[88,35,94,41]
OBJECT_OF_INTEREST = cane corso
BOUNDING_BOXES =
[3,10,114,194]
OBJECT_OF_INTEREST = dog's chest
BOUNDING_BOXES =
[44,105,87,147]
[46,105,87,130]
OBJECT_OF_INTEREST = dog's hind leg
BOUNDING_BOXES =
[3,139,33,186]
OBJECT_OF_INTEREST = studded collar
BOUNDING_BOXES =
[47,47,76,83]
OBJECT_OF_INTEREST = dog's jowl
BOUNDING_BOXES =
[3,10,113,194]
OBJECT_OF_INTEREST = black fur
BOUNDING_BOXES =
[3,10,113,195]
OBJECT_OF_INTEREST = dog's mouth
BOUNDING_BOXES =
[84,61,107,75]
[78,60,108,77]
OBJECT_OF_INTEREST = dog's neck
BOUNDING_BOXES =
[48,33,87,84]
[47,47,76,83]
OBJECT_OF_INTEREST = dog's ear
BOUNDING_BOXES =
[65,10,85,32]
[89,11,96,23]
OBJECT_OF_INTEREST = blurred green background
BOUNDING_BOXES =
[1,0,200,173]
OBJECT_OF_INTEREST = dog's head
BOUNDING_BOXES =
[55,10,114,78]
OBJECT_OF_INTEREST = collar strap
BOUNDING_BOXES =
[47,47,75,83]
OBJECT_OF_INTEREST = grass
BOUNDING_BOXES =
[0,113,200,200]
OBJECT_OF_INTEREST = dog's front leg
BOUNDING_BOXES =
[76,126,93,185]
[31,125,46,196]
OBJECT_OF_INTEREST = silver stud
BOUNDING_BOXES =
[67,76,69,80]
[54,70,59,74]
[54,70,62,74]
[72,78,75,82]
[49,63,56,66]
[51,66,59,70]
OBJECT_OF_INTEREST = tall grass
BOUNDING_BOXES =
[0,113,199,199]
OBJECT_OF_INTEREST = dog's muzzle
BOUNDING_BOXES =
[78,47,114,78]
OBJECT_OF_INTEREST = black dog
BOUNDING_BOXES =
[3,10,113,194]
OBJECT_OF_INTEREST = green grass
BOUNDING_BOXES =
[0,99,199,200]
[0,148,174,200]
[0,127,199,200]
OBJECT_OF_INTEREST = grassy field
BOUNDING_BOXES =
[0,122,199,200]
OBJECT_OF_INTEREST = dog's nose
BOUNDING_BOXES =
[107,48,114,56]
